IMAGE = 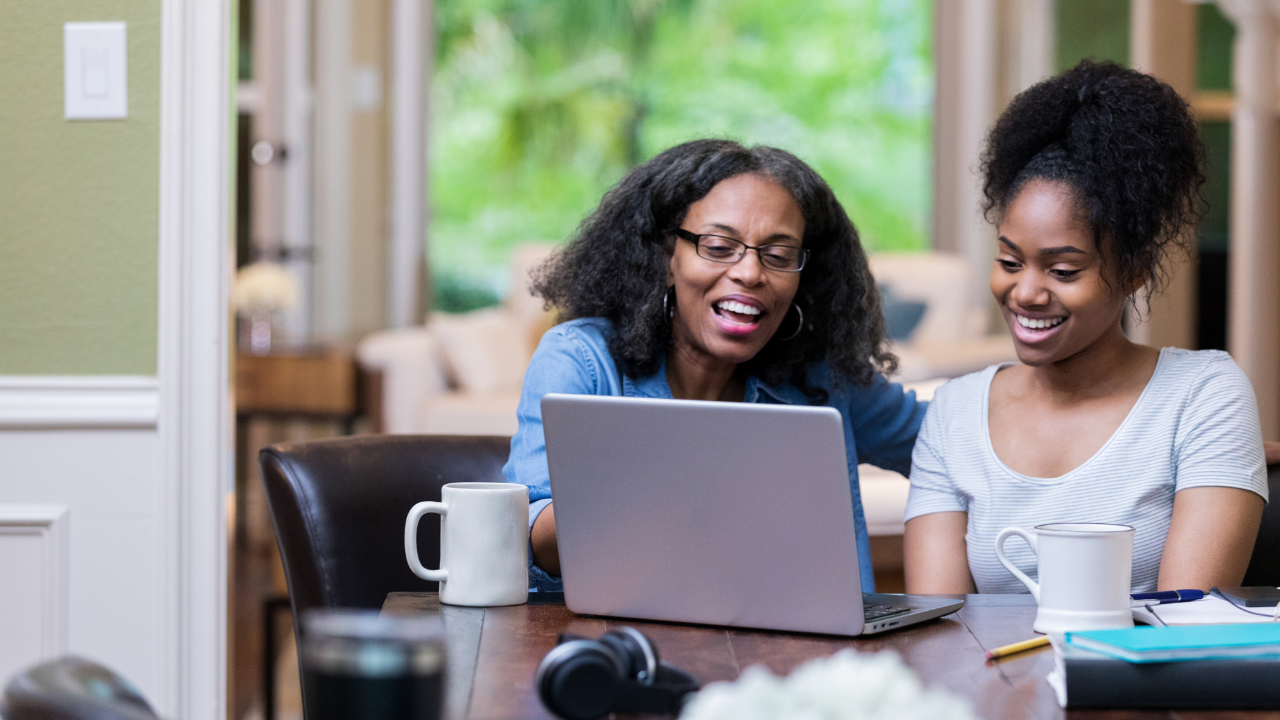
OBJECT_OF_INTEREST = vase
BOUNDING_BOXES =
[240,312,274,356]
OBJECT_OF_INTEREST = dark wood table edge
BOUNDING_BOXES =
[382,592,1051,720]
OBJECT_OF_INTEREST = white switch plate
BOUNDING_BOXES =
[64,22,128,120]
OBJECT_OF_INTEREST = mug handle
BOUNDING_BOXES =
[994,527,1040,602]
[405,501,448,582]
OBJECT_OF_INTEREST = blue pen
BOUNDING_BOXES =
[1130,589,1205,604]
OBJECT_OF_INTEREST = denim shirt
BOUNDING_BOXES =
[502,317,926,593]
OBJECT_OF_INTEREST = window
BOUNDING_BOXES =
[430,0,934,310]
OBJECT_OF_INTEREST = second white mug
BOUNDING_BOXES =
[995,522,1134,635]
[405,482,529,607]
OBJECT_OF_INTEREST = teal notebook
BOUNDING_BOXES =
[1066,624,1280,663]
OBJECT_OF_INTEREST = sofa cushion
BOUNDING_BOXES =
[880,284,928,341]
[430,309,531,396]
[415,391,522,436]
[869,252,985,344]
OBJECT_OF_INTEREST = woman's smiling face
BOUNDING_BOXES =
[667,173,805,368]
[991,178,1135,366]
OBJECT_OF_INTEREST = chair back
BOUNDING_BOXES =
[258,434,512,617]
[1243,463,1280,586]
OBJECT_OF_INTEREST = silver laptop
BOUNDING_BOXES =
[542,393,963,636]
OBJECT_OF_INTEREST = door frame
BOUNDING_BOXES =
[157,0,232,717]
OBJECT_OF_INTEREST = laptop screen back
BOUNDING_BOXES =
[542,393,866,635]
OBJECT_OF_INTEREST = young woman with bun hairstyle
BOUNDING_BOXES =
[904,60,1268,594]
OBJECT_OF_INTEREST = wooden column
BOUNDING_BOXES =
[1002,0,1056,96]
[388,0,431,327]
[1218,0,1280,439]
[314,0,353,342]
[933,0,1001,323]
[1128,0,1198,350]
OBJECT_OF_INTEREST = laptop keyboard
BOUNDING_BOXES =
[863,603,912,622]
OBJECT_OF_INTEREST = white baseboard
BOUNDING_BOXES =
[0,376,159,428]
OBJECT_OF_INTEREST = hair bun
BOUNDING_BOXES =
[980,59,1205,295]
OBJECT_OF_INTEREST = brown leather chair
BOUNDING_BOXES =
[258,434,512,618]
[1242,463,1280,586]
[259,434,511,720]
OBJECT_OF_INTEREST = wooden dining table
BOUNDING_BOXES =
[382,592,1279,720]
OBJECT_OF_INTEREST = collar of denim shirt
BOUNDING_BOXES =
[620,352,810,406]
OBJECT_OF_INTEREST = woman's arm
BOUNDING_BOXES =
[1159,357,1268,590]
[1157,486,1264,591]
[503,321,619,583]
[531,503,560,576]
[904,512,976,594]
[846,374,928,476]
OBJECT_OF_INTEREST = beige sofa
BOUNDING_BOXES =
[357,250,1016,537]
[870,252,1016,383]
[356,244,556,437]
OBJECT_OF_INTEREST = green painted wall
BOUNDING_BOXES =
[0,0,160,375]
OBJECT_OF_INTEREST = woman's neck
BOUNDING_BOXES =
[1028,322,1155,401]
[666,344,744,402]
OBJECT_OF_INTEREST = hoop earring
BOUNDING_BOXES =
[663,286,675,321]
[779,304,804,341]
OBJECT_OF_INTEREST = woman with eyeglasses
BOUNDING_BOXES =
[903,61,1268,594]
[504,139,925,592]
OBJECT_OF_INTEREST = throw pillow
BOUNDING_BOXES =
[430,308,531,396]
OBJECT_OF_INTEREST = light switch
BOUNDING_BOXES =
[64,22,127,120]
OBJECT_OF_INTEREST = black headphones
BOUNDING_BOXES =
[535,627,700,720]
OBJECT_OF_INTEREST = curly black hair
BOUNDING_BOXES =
[980,60,1206,294]
[532,139,894,394]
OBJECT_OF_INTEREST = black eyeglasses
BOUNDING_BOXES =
[673,229,808,272]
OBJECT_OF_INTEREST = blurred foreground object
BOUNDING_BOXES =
[301,609,445,720]
[0,657,158,720]
[678,649,977,720]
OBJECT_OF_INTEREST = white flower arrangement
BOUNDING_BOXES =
[233,262,299,316]
[679,649,978,720]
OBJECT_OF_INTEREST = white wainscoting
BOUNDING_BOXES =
[0,377,159,429]
[0,382,167,705]
[0,505,69,686]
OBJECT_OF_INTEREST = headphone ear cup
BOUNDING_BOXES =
[536,642,624,720]
[599,628,659,683]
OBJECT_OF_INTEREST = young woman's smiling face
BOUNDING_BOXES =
[991,178,1135,366]
[667,172,805,368]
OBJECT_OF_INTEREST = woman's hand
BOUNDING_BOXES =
[904,512,977,594]
[1158,486,1264,591]
[531,503,561,576]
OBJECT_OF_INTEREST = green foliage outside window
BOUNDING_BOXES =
[1055,0,1129,72]
[430,0,933,311]
[1196,3,1233,92]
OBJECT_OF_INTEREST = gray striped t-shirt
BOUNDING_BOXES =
[905,348,1269,593]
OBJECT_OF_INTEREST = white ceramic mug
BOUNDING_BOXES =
[995,522,1134,634]
[405,482,529,607]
